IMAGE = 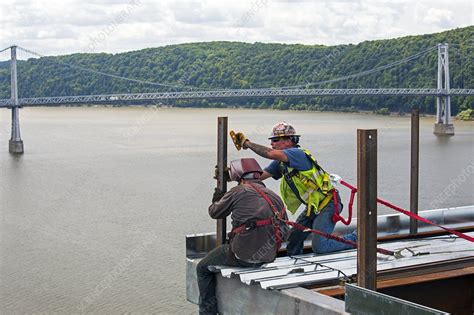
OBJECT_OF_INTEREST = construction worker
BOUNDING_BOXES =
[197,158,288,315]
[231,122,357,256]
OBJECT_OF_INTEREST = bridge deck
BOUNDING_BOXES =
[1,88,473,107]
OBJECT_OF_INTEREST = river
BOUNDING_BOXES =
[1,107,473,313]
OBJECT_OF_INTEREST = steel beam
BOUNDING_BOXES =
[410,109,419,235]
[216,117,228,247]
[357,129,377,290]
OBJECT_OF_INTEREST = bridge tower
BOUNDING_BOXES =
[434,43,454,136]
[9,45,24,153]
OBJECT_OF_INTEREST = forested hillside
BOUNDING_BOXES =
[0,26,472,113]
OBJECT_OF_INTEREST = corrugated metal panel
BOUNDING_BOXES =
[216,232,474,290]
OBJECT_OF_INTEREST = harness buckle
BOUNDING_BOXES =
[274,212,283,222]
[245,221,257,231]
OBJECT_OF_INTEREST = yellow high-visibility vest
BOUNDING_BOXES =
[279,148,332,215]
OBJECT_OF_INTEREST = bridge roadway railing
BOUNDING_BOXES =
[0,88,473,107]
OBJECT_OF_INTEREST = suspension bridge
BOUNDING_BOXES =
[1,43,473,154]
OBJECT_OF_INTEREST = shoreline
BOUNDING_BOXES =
[30,103,474,121]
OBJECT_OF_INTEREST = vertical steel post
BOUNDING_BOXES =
[216,117,228,247]
[410,109,419,235]
[357,129,377,291]
[9,45,24,154]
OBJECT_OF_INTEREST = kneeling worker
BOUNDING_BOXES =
[197,158,288,315]
[231,122,357,256]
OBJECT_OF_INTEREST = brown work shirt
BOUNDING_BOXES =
[209,180,288,263]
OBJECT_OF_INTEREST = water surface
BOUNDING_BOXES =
[1,107,473,313]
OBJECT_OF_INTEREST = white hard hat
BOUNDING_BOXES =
[269,121,300,139]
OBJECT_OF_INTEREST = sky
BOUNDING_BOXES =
[0,0,473,57]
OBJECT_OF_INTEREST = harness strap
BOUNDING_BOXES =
[243,184,395,257]
[245,182,285,250]
[302,150,326,173]
[281,164,324,216]
[302,150,333,194]
[231,218,273,235]
[280,150,333,214]
[282,165,307,206]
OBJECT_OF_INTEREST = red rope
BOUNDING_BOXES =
[338,180,474,243]
[376,197,474,242]
[246,182,395,256]
[332,180,356,225]
[281,218,395,256]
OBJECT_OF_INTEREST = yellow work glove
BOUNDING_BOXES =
[229,131,249,150]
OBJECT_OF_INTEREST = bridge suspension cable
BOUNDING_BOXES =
[0,46,12,53]
[13,44,441,93]
[16,46,202,91]
[277,45,439,89]
[6,43,471,95]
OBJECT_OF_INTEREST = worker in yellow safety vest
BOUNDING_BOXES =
[231,121,357,255]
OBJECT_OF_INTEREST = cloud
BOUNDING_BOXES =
[172,2,228,24]
[423,8,455,28]
[0,0,472,56]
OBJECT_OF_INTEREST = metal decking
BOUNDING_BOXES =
[186,207,474,314]
[213,232,474,291]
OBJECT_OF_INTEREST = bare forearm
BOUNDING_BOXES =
[260,171,272,180]
[245,141,272,159]
[245,140,288,162]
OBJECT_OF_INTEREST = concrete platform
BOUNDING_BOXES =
[433,123,454,136]
[9,139,24,154]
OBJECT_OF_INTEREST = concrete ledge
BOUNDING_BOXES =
[216,276,347,315]
[281,287,347,315]
[9,139,24,154]
[433,123,454,136]
[186,258,200,304]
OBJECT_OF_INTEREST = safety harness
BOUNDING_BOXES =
[281,150,351,225]
[232,183,395,256]
[230,182,286,250]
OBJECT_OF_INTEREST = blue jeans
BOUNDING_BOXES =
[286,191,357,255]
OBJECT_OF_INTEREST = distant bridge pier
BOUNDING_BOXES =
[9,45,24,154]
[434,43,454,136]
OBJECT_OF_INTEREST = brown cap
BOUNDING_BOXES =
[229,158,263,182]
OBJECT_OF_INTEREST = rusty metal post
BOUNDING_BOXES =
[410,109,419,235]
[357,129,377,291]
[216,117,228,247]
